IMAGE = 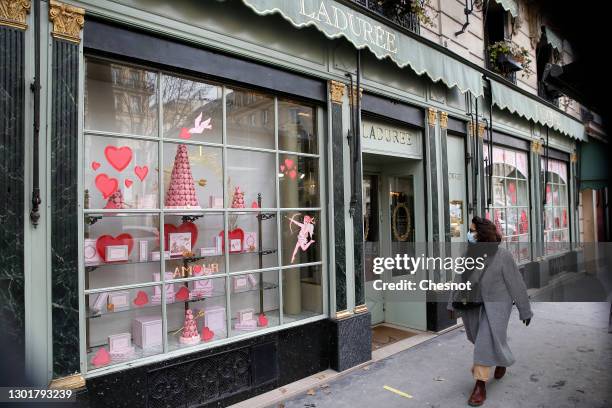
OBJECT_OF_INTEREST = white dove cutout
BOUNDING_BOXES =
[189,112,212,134]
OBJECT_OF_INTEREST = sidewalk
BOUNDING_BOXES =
[279,303,612,408]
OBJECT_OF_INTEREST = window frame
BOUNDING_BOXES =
[78,56,329,377]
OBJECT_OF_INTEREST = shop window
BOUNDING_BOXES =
[82,58,325,373]
[484,146,531,263]
[541,158,569,255]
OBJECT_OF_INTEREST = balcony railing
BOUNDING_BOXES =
[350,0,420,35]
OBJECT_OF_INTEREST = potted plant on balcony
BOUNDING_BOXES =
[487,40,533,78]
[376,0,435,28]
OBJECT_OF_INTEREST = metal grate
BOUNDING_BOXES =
[350,0,421,35]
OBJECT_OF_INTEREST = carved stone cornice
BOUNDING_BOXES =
[49,0,84,44]
[0,0,31,30]
[439,111,448,129]
[329,80,345,105]
[427,108,437,127]
[48,373,85,390]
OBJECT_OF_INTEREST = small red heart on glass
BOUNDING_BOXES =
[284,159,294,169]
[134,165,148,181]
[289,170,297,180]
[201,326,214,342]
[280,164,286,172]
[133,290,148,306]
[91,347,110,367]
[258,313,269,327]
[104,146,133,172]
[175,286,190,301]
[91,161,101,171]
[95,173,118,199]
[179,128,191,139]
[125,179,133,188]
[96,233,134,262]
[192,265,202,274]
[251,201,259,208]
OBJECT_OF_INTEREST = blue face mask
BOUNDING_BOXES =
[467,231,477,244]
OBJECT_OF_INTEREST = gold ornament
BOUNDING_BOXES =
[49,0,84,43]
[392,203,412,242]
[0,0,30,30]
[329,80,345,105]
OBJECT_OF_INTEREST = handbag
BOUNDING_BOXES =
[451,251,496,310]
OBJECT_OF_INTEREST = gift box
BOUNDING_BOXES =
[203,306,226,334]
[234,319,257,331]
[152,272,176,304]
[108,333,135,360]
[131,316,162,349]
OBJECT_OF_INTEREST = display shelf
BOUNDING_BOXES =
[86,343,163,370]
[87,282,278,318]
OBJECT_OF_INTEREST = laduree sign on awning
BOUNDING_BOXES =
[490,80,586,141]
[240,0,484,96]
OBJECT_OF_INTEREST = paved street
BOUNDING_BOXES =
[280,303,612,408]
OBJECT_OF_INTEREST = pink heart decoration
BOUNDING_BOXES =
[95,174,118,199]
[179,128,191,139]
[91,161,101,171]
[104,146,133,172]
[125,179,133,188]
[134,165,148,181]
[201,326,214,342]
[258,313,269,327]
[280,164,286,172]
[91,347,110,367]
[288,170,297,180]
[175,286,190,301]
[133,290,148,306]
[284,159,294,169]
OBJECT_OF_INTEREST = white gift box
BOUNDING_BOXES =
[168,232,192,256]
[108,291,130,310]
[200,247,219,257]
[191,279,213,298]
[209,196,224,209]
[139,240,148,262]
[152,272,176,304]
[234,319,257,331]
[229,239,242,253]
[214,236,223,254]
[247,273,258,287]
[131,316,162,349]
[232,276,249,292]
[243,232,258,252]
[84,239,102,265]
[151,251,171,261]
[203,306,226,334]
[108,333,135,359]
[105,245,129,262]
[237,308,255,324]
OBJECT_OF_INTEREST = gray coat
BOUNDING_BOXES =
[448,247,533,367]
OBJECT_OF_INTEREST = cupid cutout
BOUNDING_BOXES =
[287,214,316,263]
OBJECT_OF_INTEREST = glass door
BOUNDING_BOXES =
[363,174,384,325]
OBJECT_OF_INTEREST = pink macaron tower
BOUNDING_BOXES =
[179,309,200,345]
[104,189,127,209]
[165,144,200,208]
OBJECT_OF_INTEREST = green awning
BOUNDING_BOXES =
[492,0,518,17]
[580,139,609,190]
[240,0,484,96]
[490,79,586,141]
[544,27,563,52]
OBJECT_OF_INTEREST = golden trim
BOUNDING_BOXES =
[49,0,84,44]
[467,122,474,136]
[391,202,411,242]
[439,111,448,129]
[570,152,578,163]
[354,304,368,314]
[329,80,345,105]
[48,374,85,390]
[335,310,353,320]
[531,140,543,155]
[348,85,363,106]
[427,107,437,127]
[477,122,486,138]
[0,0,30,30]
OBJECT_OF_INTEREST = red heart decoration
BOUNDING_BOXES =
[192,265,203,274]
[258,313,268,327]
[251,201,259,208]
[133,290,148,306]
[91,161,101,171]
[201,326,214,342]
[284,158,294,169]
[288,170,297,180]
[175,286,190,301]
[91,347,110,367]
[134,165,148,181]
[179,127,191,139]
[104,146,133,172]
[219,228,244,253]
[95,174,118,199]
[164,222,198,249]
[96,234,134,262]
[125,179,133,188]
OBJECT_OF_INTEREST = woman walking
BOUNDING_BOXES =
[449,217,533,406]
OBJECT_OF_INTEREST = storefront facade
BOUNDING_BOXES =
[0,0,593,406]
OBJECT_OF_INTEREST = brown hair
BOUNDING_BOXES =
[472,216,502,243]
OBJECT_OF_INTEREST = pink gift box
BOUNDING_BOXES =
[131,316,162,349]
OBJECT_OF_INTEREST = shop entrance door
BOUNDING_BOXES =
[363,153,426,330]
